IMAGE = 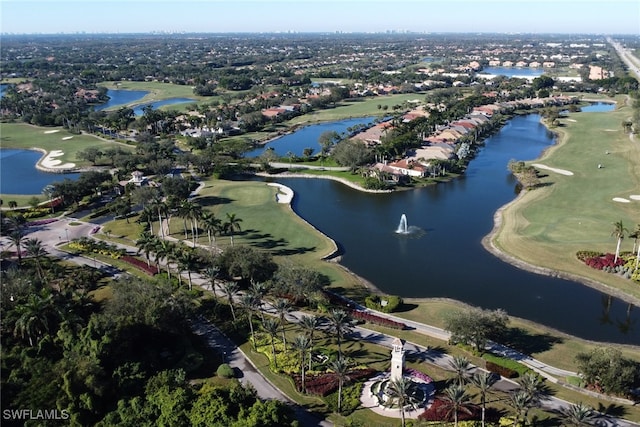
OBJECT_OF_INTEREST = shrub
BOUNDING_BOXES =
[364,294,403,313]
[484,361,518,379]
[121,255,159,275]
[216,363,234,378]
[576,250,601,261]
[324,382,363,415]
[350,310,406,330]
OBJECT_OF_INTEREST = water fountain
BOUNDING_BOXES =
[396,214,408,234]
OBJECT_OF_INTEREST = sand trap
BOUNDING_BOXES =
[630,195,640,200]
[62,136,73,140]
[268,183,293,204]
[44,129,60,134]
[40,150,76,169]
[531,163,574,176]
[613,197,630,203]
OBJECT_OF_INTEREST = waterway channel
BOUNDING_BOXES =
[265,112,639,345]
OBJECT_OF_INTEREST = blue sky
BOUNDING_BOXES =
[1,0,639,35]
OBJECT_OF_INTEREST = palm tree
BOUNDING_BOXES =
[328,309,353,360]
[274,298,291,347]
[329,356,351,414]
[150,197,168,238]
[384,377,414,427]
[611,220,628,263]
[8,228,26,263]
[176,247,199,290]
[13,292,60,347]
[470,371,498,427]
[202,265,220,296]
[240,294,259,349]
[222,281,239,322]
[201,211,222,250]
[440,384,473,427]
[262,318,280,368]
[508,390,533,426]
[136,231,157,267]
[559,402,598,426]
[224,212,242,246]
[449,355,471,386]
[154,239,175,279]
[137,206,156,234]
[188,203,203,245]
[292,334,311,393]
[518,372,545,407]
[248,281,268,322]
[629,224,640,270]
[300,314,321,370]
[178,200,193,240]
[24,238,47,280]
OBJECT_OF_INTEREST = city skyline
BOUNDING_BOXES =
[1,0,639,35]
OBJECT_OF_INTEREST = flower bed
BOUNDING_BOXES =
[293,368,376,396]
[350,310,407,330]
[26,218,58,227]
[121,255,159,276]
[68,237,125,259]
[579,251,639,282]
[404,368,433,384]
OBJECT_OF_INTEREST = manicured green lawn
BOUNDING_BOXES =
[493,95,640,300]
[0,122,130,164]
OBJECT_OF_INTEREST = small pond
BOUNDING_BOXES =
[479,66,544,78]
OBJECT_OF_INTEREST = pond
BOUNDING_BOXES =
[0,149,80,195]
[479,66,544,78]
[580,102,616,113]
[0,83,7,99]
[95,89,149,111]
[267,113,639,344]
[246,117,378,157]
[95,89,194,116]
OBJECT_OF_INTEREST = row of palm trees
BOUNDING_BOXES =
[137,198,242,247]
[438,355,598,427]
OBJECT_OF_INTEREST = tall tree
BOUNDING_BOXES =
[13,292,60,347]
[507,390,533,427]
[136,231,158,267]
[300,314,321,371]
[24,238,47,280]
[470,371,498,427]
[240,294,260,349]
[611,220,628,263]
[222,281,239,322]
[449,355,471,386]
[292,334,310,393]
[262,318,280,368]
[273,298,291,347]
[384,377,413,427]
[440,384,473,427]
[329,356,351,414]
[224,213,243,246]
[328,309,353,360]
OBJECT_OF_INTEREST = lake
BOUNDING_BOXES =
[268,113,638,344]
[96,89,194,116]
[246,117,378,157]
[0,149,80,195]
[479,67,544,78]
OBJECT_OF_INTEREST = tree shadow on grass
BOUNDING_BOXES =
[194,195,234,206]
[501,327,564,355]
[597,402,627,418]
[394,302,419,313]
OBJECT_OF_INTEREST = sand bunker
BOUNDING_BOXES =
[531,163,574,176]
[612,197,631,203]
[268,183,293,204]
[44,129,60,134]
[630,195,640,200]
[62,136,73,140]
[40,150,76,169]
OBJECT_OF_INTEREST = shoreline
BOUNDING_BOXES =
[482,193,640,308]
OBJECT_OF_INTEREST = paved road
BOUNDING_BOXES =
[608,37,640,81]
